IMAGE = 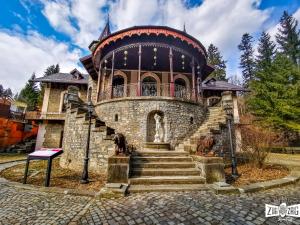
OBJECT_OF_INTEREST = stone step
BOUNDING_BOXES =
[132,151,188,157]
[132,168,200,176]
[129,175,205,185]
[128,184,209,193]
[132,161,195,169]
[131,156,193,162]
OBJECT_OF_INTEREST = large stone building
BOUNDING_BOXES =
[33,22,245,191]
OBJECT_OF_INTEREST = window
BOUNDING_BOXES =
[114,114,119,122]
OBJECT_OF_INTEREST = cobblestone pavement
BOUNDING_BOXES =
[0,160,299,225]
[79,185,300,225]
[0,183,92,225]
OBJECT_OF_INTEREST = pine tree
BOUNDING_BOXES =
[207,44,227,80]
[247,54,300,132]
[256,31,276,71]
[238,33,256,87]
[44,64,60,76]
[275,11,300,64]
[18,73,40,111]
[0,85,3,97]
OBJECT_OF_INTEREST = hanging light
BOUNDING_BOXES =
[153,47,157,66]
[124,50,128,66]
[181,55,185,70]
[104,59,107,70]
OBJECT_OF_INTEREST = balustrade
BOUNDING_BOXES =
[98,83,201,103]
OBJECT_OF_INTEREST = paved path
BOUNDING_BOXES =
[0,161,299,225]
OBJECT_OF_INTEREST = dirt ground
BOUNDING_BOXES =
[0,158,106,191]
[0,153,27,163]
[225,163,289,186]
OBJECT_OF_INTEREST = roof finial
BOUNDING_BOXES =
[183,22,186,33]
[98,12,111,40]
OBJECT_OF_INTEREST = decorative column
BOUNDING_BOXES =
[137,45,142,96]
[191,57,196,100]
[96,63,102,102]
[110,52,115,98]
[169,47,174,97]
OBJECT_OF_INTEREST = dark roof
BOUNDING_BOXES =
[94,25,208,57]
[202,79,246,91]
[35,73,88,85]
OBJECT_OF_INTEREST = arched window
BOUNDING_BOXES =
[142,76,157,96]
[174,78,187,98]
[112,75,124,98]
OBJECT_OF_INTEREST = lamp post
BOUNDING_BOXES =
[80,100,93,184]
[223,103,239,178]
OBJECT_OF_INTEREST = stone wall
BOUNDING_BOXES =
[95,97,206,149]
[43,121,64,148]
[60,107,115,174]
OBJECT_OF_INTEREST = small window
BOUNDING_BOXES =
[190,116,194,124]
[114,114,119,122]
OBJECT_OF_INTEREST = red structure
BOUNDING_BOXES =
[0,99,38,150]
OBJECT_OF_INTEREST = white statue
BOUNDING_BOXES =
[154,113,162,142]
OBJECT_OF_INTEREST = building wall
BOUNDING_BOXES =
[36,83,87,149]
[95,98,206,149]
[60,107,114,174]
[42,121,64,148]
[46,84,87,113]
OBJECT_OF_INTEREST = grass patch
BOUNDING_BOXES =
[0,158,106,191]
[0,153,27,163]
[225,163,289,187]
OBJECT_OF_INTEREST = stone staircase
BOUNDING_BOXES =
[5,138,36,154]
[128,150,207,193]
[175,106,227,153]
[127,107,226,193]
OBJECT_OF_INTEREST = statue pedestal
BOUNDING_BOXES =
[107,156,130,183]
[144,142,170,151]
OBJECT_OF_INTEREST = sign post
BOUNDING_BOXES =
[23,149,63,187]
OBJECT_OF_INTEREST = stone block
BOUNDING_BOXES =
[192,155,225,183]
[107,156,130,183]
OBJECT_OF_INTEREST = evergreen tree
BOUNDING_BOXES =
[275,11,300,64]
[44,64,60,76]
[0,84,3,97]
[247,54,300,132]
[207,44,227,80]
[18,73,40,110]
[256,31,276,71]
[238,33,256,87]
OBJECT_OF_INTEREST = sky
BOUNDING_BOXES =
[0,0,300,93]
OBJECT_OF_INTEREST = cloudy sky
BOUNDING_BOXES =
[0,0,300,93]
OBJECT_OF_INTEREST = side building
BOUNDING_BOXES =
[25,69,88,149]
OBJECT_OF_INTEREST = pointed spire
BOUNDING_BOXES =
[98,13,111,40]
[183,22,186,33]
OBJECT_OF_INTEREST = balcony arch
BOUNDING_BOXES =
[113,70,128,97]
[141,72,161,96]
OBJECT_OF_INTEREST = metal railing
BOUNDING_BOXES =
[98,83,201,103]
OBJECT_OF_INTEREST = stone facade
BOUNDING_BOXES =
[60,106,115,174]
[95,97,206,149]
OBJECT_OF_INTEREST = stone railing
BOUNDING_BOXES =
[25,111,66,120]
[98,83,201,103]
